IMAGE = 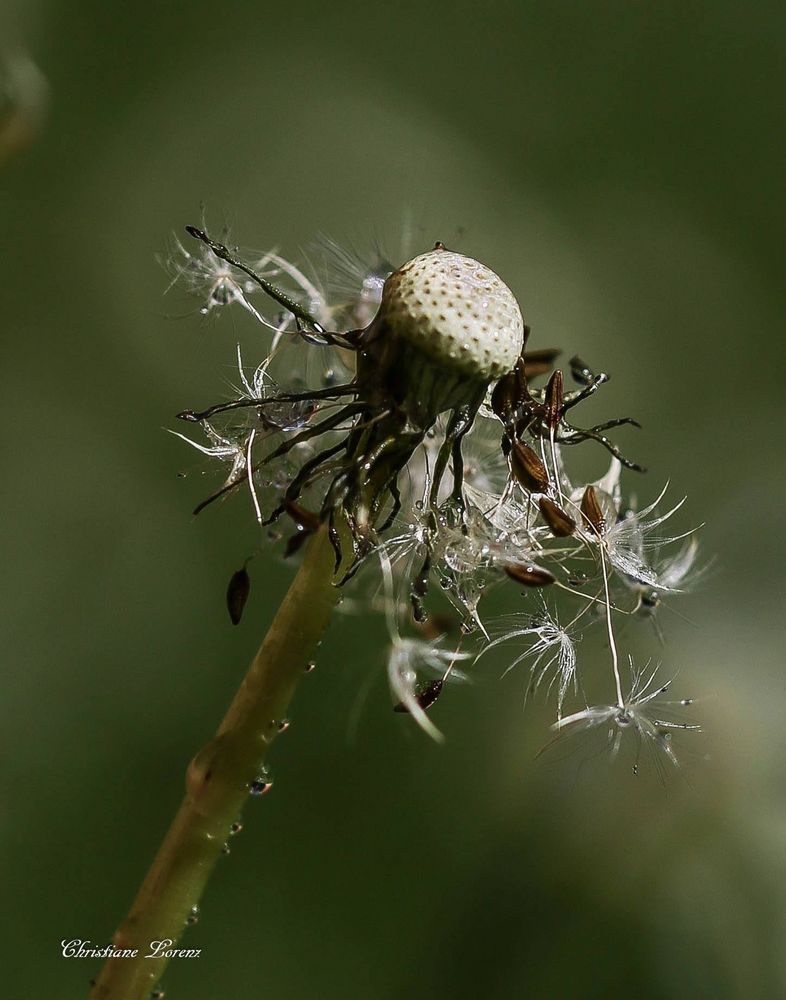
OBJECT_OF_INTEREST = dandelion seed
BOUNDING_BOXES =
[538,496,576,537]
[162,230,274,327]
[604,485,697,589]
[622,536,706,641]
[226,566,251,625]
[545,661,700,772]
[386,637,469,742]
[169,421,248,489]
[510,441,550,493]
[483,602,579,716]
[379,550,469,740]
[504,562,556,588]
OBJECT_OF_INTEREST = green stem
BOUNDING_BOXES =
[90,526,340,999]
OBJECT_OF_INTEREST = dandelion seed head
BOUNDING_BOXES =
[379,247,524,380]
[168,222,707,773]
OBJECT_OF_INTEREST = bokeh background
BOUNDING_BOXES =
[2,1,785,997]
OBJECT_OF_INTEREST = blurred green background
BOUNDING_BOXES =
[2,1,785,997]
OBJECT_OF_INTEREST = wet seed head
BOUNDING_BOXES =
[170,224,704,771]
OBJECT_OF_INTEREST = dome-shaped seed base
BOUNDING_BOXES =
[380,247,524,380]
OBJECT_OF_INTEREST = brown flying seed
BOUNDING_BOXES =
[580,485,606,535]
[538,496,576,537]
[226,566,250,625]
[504,562,556,588]
[510,441,550,492]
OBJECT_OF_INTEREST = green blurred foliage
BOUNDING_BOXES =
[1,1,785,997]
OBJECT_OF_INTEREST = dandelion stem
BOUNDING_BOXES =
[90,526,341,1000]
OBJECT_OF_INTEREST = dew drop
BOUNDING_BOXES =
[186,904,200,926]
[305,661,316,673]
[249,773,273,795]
[277,719,291,733]
[151,990,165,1000]
[230,821,243,835]
[221,842,231,855]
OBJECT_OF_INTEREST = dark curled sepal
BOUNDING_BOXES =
[393,679,444,713]
[543,370,564,432]
[226,566,251,625]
